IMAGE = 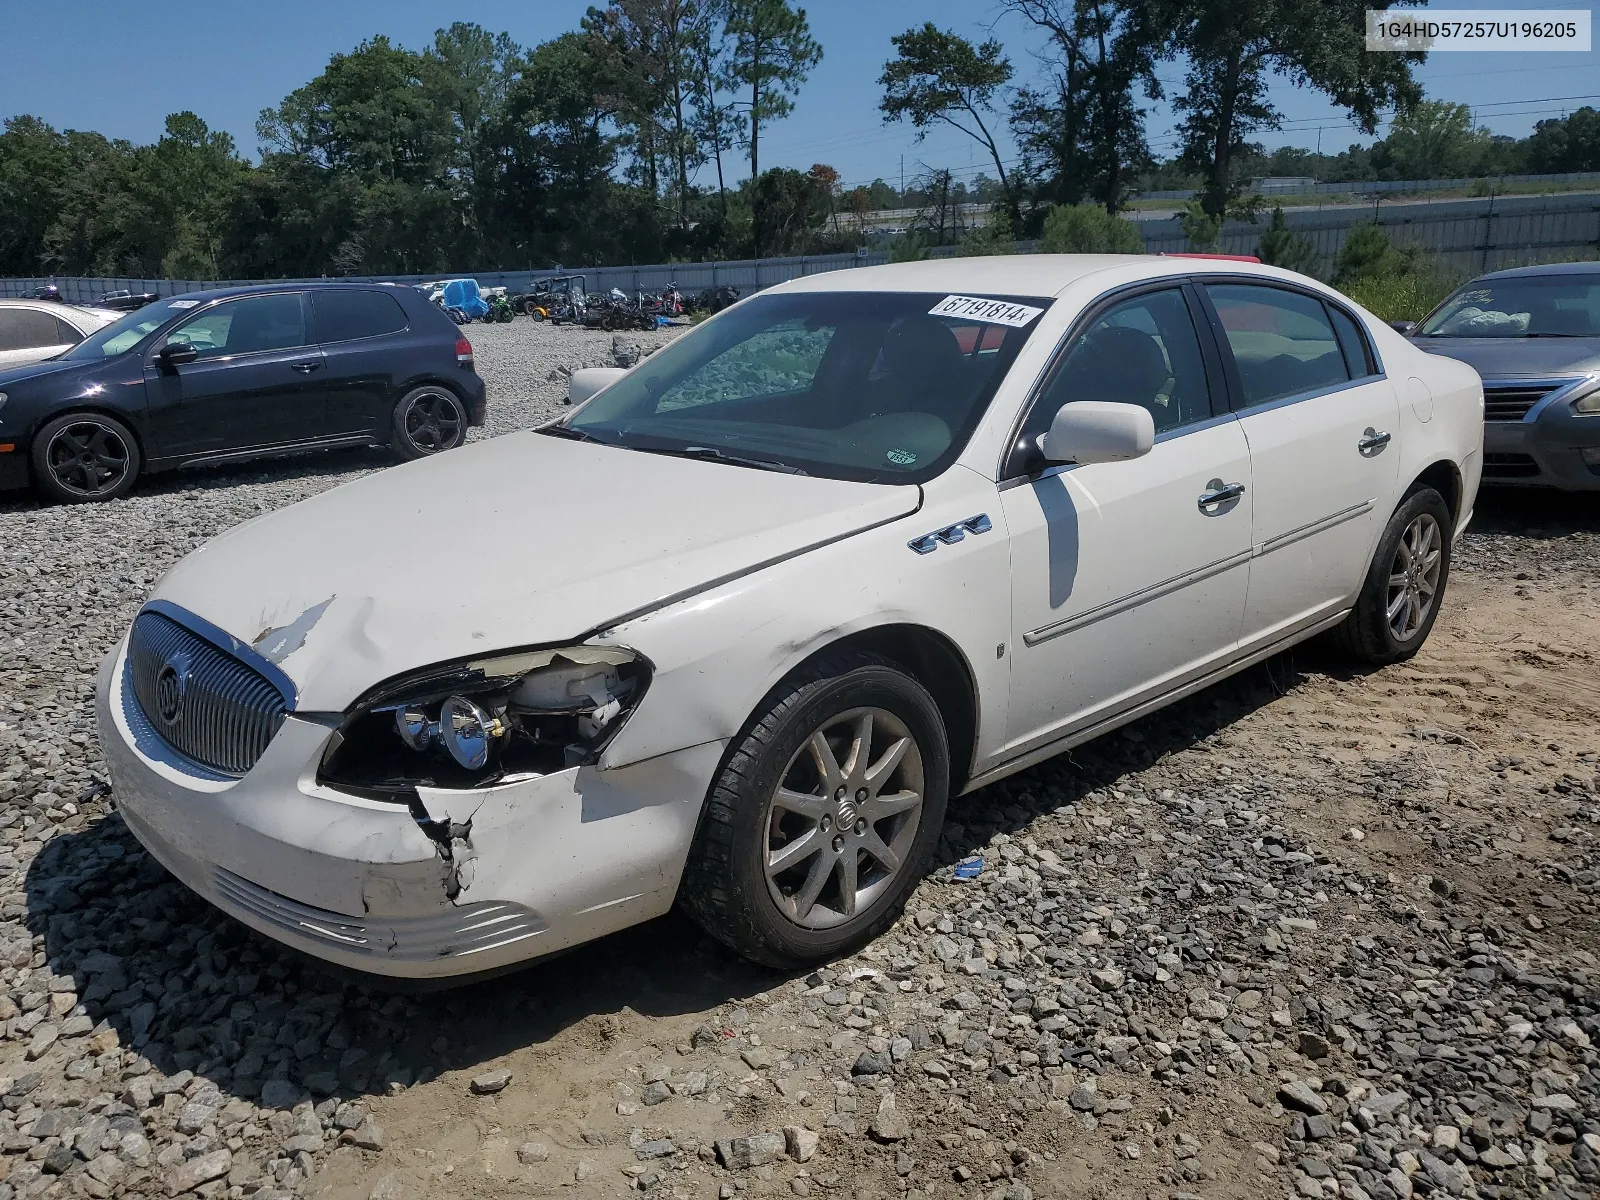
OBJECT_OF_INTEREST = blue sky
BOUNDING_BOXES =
[1,0,1595,190]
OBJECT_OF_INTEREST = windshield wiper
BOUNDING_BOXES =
[540,424,612,444]
[1525,332,1589,338]
[641,444,808,475]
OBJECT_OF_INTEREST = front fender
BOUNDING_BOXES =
[594,466,1014,777]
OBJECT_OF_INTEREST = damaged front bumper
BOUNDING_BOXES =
[95,641,725,979]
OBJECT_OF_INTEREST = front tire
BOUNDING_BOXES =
[679,652,949,968]
[391,386,468,460]
[31,412,142,504]
[1329,486,1452,664]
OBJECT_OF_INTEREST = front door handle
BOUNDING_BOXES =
[1198,479,1246,511]
[1359,427,1392,454]
[291,360,321,374]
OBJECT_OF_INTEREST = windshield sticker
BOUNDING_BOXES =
[886,448,917,465]
[929,295,1045,327]
[167,299,200,308]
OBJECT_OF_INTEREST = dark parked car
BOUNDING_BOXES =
[0,282,486,503]
[1400,262,1600,490]
[97,289,163,312]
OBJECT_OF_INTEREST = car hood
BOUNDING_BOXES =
[1410,336,1600,380]
[0,355,101,390]
[151,431,922,712]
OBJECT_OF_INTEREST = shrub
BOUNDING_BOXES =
[952,208,1017,258]
[1039,204,1146,254]
[1256,205,1321,278]
[887,232,931,262]
[1178,199,1222,252]
[1341,270,1462,323]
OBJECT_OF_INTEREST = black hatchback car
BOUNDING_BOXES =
[0,282,487,503]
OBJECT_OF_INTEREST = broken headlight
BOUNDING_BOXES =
[318,646,650,798]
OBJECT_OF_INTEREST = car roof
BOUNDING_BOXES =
[768,254,1308,299]
[0,298,115,323]
[1475,260,1600,281]
[146,281,419,304]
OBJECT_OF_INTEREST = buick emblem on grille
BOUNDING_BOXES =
[154,652,193,726]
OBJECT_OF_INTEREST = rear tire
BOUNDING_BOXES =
[31,412,142,504]
[391,386,468,460]
[679,652,949,969]
[1328,486,1452,665]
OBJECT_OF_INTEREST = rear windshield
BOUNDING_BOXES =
[561,290,1050,483]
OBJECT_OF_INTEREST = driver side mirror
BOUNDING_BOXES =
[1389,320,1418,336]
[158,341,198,368]
[1039,401,1155,466]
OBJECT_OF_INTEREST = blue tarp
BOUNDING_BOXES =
[441,278,489,318]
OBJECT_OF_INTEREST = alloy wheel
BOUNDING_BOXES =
[402,391,464,453]
[45,420,132,499]
[1386,512,1443,641]
[763,706,925,930]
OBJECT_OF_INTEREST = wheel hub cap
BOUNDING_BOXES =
[762,707,925,931]
[1385,513,1443,641]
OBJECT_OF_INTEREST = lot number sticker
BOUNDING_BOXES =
[929,295,1045,327]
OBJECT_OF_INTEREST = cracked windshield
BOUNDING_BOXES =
[562,292,1048,483]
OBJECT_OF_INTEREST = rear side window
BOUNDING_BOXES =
[1327,304,1376,378]
[1205,284,1350,406]
[0,308,70,351]
[312,290,409,343]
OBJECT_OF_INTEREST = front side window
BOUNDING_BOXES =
[561,291,1049,483]
[1206,284,1350,407]
[1026,287,1213,444]
[171,294,307,360]
[312,290,408,343]
[1417,274,1600,338]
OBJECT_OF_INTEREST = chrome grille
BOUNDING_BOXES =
[127,610,288,775]
[1483,381,1576,422]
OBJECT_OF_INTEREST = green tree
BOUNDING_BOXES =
[428,23,522,262]
[689,0,743,218]
[1524,106,1600,173]
[1384,101,1492,179]
[0,117,75,274]
[1001,1,1156,215]
[723,0,822,255]
[880,25,1015,219]
[1039,202,1145,252]
[1255,204,1320,276]
[1168,0,1425,220]
[746,166,827,253]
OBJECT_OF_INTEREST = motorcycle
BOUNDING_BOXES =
[485,293,516,323]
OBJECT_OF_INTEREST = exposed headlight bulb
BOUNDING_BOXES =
[394,705,437,751]
[439,695,507,770]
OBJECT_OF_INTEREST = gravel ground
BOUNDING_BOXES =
[0,321,1597,1200]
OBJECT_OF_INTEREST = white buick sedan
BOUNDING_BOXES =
[95,256,1483,978]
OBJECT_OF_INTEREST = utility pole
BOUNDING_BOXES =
[900,156,904,205]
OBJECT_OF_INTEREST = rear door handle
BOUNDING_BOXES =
[1198,480,1246,510]
[1359,427,1391,454]
[291,360,321,374]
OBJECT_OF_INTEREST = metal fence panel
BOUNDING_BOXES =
[4,195,1595,303]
